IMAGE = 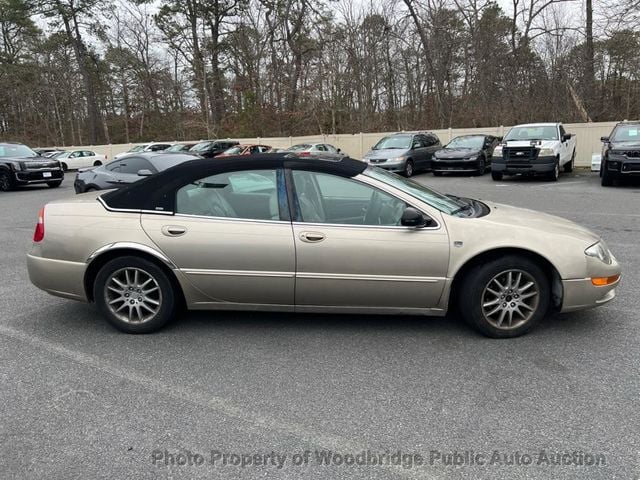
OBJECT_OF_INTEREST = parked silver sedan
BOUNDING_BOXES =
[27,154,621,337]
[284,143,345,160]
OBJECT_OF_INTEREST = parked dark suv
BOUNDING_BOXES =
[0,143,63,191]
[600,121,640,186]
[188,140,240,158]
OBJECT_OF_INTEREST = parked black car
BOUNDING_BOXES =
[74,152,197,193]
[432,135,500,176]
[188,140,239,158]
[0,143,63,191]
[600,121,640,186]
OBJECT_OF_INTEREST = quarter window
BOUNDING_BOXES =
[118,157,155,174]
[292,171,406,226]
[176,169,281,221]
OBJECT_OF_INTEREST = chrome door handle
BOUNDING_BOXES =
[161,225,187,237]
[299,231,325,243]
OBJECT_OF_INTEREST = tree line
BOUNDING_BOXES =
[0,0,638,147]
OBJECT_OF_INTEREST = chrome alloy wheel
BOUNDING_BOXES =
[104,267,162,324]
[481,269,540,330]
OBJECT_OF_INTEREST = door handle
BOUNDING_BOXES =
[161,225,187,237]
[299,231,325,243]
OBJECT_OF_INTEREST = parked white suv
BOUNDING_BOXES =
[492,123,577,181]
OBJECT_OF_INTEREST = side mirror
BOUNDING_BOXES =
[137,169,153,177]
[600,136,610,143]
[337,148,341,153]
[401,207,432,228]
[562,133,573,142]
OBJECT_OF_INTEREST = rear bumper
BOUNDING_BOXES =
[492,155,556,175]
[27,254,88,302]
[560,277,620,313]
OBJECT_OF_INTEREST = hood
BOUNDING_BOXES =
[435,148,481,159]
[482,202,599,244]
[503,140,557,149]
[364,148,410,159]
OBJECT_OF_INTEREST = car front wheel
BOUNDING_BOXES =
[94,256,176,333]
[0,170,14,191]
[403,159,414,177]
[458,256,550,338]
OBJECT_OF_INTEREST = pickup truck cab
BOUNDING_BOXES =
[491,123,576,181]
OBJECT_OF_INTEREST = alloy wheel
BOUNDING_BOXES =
[481,269,540,330]
[104,267,162,324]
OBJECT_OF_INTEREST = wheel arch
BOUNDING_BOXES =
[448,247,563,312]
[84,245,185,307]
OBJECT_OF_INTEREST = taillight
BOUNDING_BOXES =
[298,151,311,157]
[33,207,45,242]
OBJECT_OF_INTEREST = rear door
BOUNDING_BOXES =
[140,168,295,308]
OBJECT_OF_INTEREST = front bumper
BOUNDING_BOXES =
[603,157,640,176]
[560,277,619,313]
[492,155,556,175]
[432,157,481,172]
[14,169,64,185]
[363,159,406,173]
[27,254,88,302]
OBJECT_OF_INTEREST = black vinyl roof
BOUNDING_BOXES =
[101,153,366,212]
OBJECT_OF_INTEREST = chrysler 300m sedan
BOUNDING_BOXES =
[27,154,621,337]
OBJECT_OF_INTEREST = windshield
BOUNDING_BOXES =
[611,125,640,142]
[288,144,311,152]
[223,146,244,155]
[446,136,484,149]
[364,167,469,216]
[165,144,189,152]
[190,142,214,152]
[504,126,558,141]
[372,135,412,150]
[0,144,39,158]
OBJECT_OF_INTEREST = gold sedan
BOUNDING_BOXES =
[27,154,621,337]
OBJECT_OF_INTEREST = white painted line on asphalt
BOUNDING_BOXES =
[0,323,437,480]
[549,210,640,218]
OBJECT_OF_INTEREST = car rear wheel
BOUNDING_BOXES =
[47,181,62,188]
[403,159,414,177]
[458,255,550,338]
[491,171,503,181]
[94,256,176,333]
[0,170,14,191]
[93,160,102,166]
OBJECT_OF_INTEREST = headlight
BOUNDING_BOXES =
[539,148,555,156]
[585,241,613,265]
[389,156,406,163]
[493,147,503,156]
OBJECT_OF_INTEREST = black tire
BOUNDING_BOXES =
[491,171,503,181]
[433,171,443,177]
[601,164,614,186]
[403,159,414,178]
[93,160,102,166]
[61,162,68,172]
[474,155,486,176]
[458,255,550,338]
[94,256,176,333]
[563,151,575,173]
[0,170,14,191]
[547,158,560,181]
[47,181,62,188]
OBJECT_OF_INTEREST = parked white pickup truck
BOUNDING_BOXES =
[491,123,577,181]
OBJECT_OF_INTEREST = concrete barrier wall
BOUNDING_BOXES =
[47,121,618,167]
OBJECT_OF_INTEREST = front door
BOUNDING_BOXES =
[141,168,296,308]
[289,170,450,311]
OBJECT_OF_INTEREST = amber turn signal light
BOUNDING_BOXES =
[591,275,620,286]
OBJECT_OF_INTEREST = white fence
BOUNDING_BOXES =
[47,121,618,167]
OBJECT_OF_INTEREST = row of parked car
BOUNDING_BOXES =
[2,120,638,192]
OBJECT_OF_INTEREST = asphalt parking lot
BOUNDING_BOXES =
[1,170,638,480]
